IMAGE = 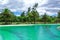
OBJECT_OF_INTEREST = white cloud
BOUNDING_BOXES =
[37,7,59,16]
[38,7,60,10]
[0,0,49,12]
[10,9,17,12]
[0,0,9,5]
[46,11,57,16]
[37,8,46,15]
[14,0,48,12]
[22,0,49,9]
[0,0,59,16]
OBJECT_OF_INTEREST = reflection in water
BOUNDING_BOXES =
[57,26,60,30]
[46,26,60,38]
[1,29,24,40]
[0,35,3,40]
[38,25,60,40]
[0,26,36,40]
[0,25,60,40]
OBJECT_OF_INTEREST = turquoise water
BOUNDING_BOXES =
[0,24,60,40]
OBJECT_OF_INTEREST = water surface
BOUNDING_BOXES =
[0,24,60,40]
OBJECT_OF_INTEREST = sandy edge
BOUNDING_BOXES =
[0,24,60,27]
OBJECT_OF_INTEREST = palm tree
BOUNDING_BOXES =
[31,3,39,24]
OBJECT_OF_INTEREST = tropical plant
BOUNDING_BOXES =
[0,8,15,24]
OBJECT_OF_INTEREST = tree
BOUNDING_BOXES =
[31,3,39,24]
[26,3,39,24]
[26,7,33,23]
[20,11,26,22]
[0,8,15,24]
[50,16,57,23]
[56,11,60,23]
[41,13,52,24]
[31,10,39,23]
[32,3,38,10]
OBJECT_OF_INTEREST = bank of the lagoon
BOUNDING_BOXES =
[0,24,60,40]
[0,24,60,27]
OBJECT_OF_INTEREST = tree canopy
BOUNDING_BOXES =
[0,8,15,24]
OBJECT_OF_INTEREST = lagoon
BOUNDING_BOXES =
[0,24,60,40]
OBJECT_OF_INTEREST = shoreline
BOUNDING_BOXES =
[0,24,60,27]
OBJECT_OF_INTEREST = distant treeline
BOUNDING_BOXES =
[0,3,60,25]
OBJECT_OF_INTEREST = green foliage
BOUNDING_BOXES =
[41,13,52,23]
[55,11,60,23]
[20,11,26,22]
[57,11,60,18]
[0,8,15,24]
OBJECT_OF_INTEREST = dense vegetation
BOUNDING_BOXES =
[0,3,60,25]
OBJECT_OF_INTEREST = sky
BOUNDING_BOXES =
[0,0,60,16]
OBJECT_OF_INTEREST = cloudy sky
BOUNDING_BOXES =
[0,0,60,16]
